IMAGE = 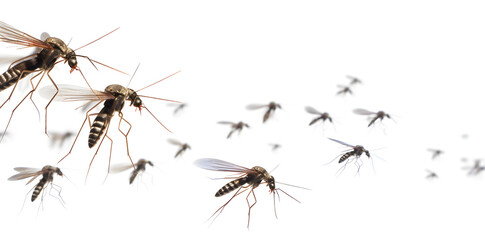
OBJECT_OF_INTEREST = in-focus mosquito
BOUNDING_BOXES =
[40,70,181,181]
[427,149,444,160]
[0,21,125,139]
[112,159,154,184]
[347,75,362,85]
[246,101,281,123]
[353,108,392,127]
[327,137,373,175]
[8,165,64,205]
[336,85,353,96]
[217,121,250,138]
[49,131,74,148]
[305,106,333,126]
[194,158,304,228]
[167,102,187,115]
[425,169,438,179]
[167,138,191,158]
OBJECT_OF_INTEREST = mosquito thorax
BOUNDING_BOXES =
[105,84,130,97]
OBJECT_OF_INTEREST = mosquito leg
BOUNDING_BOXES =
[102,135,114,184]
[208,187,249,226]
[246,187,258,228]
[118,112,135,169]
[0,68,41,108]
[43,71,59,135]
[49,183,65,208]
[86,118,112,183]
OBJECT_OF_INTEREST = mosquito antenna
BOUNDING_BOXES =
[127,63,140,88]
[76,55,128,76]
[269,164,280,174]
[136,70,181,92]
[137,95,181,103]
[141,105,172,133]
[74,27,120,51]
[276,181,311,191]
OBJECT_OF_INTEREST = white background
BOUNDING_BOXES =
[1,1,484,239]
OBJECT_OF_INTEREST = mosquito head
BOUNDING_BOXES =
[267,176,276,192]
[365,150,370,158]
[65,49,78,71]
[127,89,143,109]
[147,161,154,167]
[55,168,63,177]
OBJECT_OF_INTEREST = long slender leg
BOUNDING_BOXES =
[43,71,59,135]
[86,118,112,183]
[208,186,250,226]
[118,112,135,168]
[246,187,258,228]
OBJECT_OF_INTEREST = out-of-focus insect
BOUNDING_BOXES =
[336,85,353,96]
[8,165,63,202]
[327,137,372,174]
[304,106,333,126]
[194,158,304,228]
[347,75,362,85]
[353,108,392,127]
[217,121,250,138]
[112,159,154,184]
[246,101,281,123]
[427,149,444,160]
[167,138,191,158]
[49,131,74,148]
[40,70,181,180]
[167,102,187,115]
[425,169,438,179]
[268,143,281,152]
[0,21,125,139]
[463,159,485,176]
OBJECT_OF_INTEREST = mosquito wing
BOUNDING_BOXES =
[39,84,114,102]
[8,168,41,182]
[305,106,321,115]
[353,108,376,115]
[167,138,183,146]
[110,164,134,174]
[217,121,236,125]
[0,21,53,50]
[246,104,268,110]
[194,158,252,173]
[328,138,355,147]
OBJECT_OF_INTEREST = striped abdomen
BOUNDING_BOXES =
[339,150,355,163]
[129,171,138,184]
[88,100,115,148]
[31,177,48,202]
[215,177,248,197]
[0,58,38,91]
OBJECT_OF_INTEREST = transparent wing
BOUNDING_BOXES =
[0,21,52,49]
[194,158,252,173]
[246,104,267,110]
[8,168,41,181]
[110,164,134,174]
[217,121,235,125]
[39,84,113,102]
[328,138,355,147]
[167,138,183,146]
[40,32,50,42]
[305,106,321,115]
[353,108,376,115]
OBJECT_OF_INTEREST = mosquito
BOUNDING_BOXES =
[353,108,392,127]
[305,106,333,126]
[463,159,485,176]
[217,121,250,138]
[0,21,125,140]
[336,85,353,96]
[49,131,74,148]
[246,101,281,123]
[347,75,362,85]
[8,165,64,204]
[167,102,187,115]
[427,149,444,160]
[194,158,304,228]
[111,159,154,184]
[327,137,372,174]
[268,143,281,152]
[40,69,181,181]
[167,138,191,158]
[425,169,438,179]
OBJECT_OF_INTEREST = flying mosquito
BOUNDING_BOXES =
[217,121,250,138]
[353,108,392,127]
[425,169,438,179]
[167,102,187,115]
[327,137,372,174]
[427,149,444,160]
[111,159,154,184]
[194,158,304,228]
[305,106,333,126]
[464,159,485,176]
[8,165,63,202]
[268,143,281,152]
[336,85,353,96]
[49,131,74,148]
[246,101,281,123]
[40,70,181,180]
[347,75,362,85]
[167,138,191,158]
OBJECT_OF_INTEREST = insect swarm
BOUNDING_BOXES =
[40,70,181,181]
[0,21,125,139]
[194,158,303,228]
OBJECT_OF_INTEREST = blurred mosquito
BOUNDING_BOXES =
[327,137,373,175]
[167,102,187,115]
[0,21,125,140]
[217,121,249,138]
[425,169,438,179]
[111,159,154,184]
[268,143,281,152]
[336,85,352,96]
[8,165,64,209]
[427,149,444,160]
[167,138,191,158]
[246,101,281,123]
[194,158,305,228]
[463,159,485,176]
[353,108,392,127]
[49,131,74,148]
[40,69,181,181]
[347,75,362,85]
[305,106,333,126]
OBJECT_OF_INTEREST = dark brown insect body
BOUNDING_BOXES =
[167,139,191,158]
[305,106,333,126]
[8,165,63,202]
[353,109,391,127]
[247,101,281,123]
[218,121,250,138]
[129,159,154,184]
[336,85,353,95]
[427,149,443,160]
[215,166,275,197]
[339,145,370,163]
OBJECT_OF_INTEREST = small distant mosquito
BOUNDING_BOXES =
[353,108,392,127]
[246,101,281,123]
[194,158,303,228]
[336,85,353,96]
[8,165,63,203]
[347,75,362,85]
[49,131,74,148]
[327,137,372,174]
[464,159,485,176]
[112,159,154,184]
[304,106,333,126]
[217,121,250,138]
[268,143,281,152]
[167,102,187,115]
[425,169,438,179]
[427,149,444,160]
[167,138,191,158]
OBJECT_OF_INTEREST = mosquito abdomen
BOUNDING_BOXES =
[31,177,47,202]
[129,171,138,184]
[216,177,248,197]
[0,58,38,91]
[339,151,355,163]
[88,101,114,148]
